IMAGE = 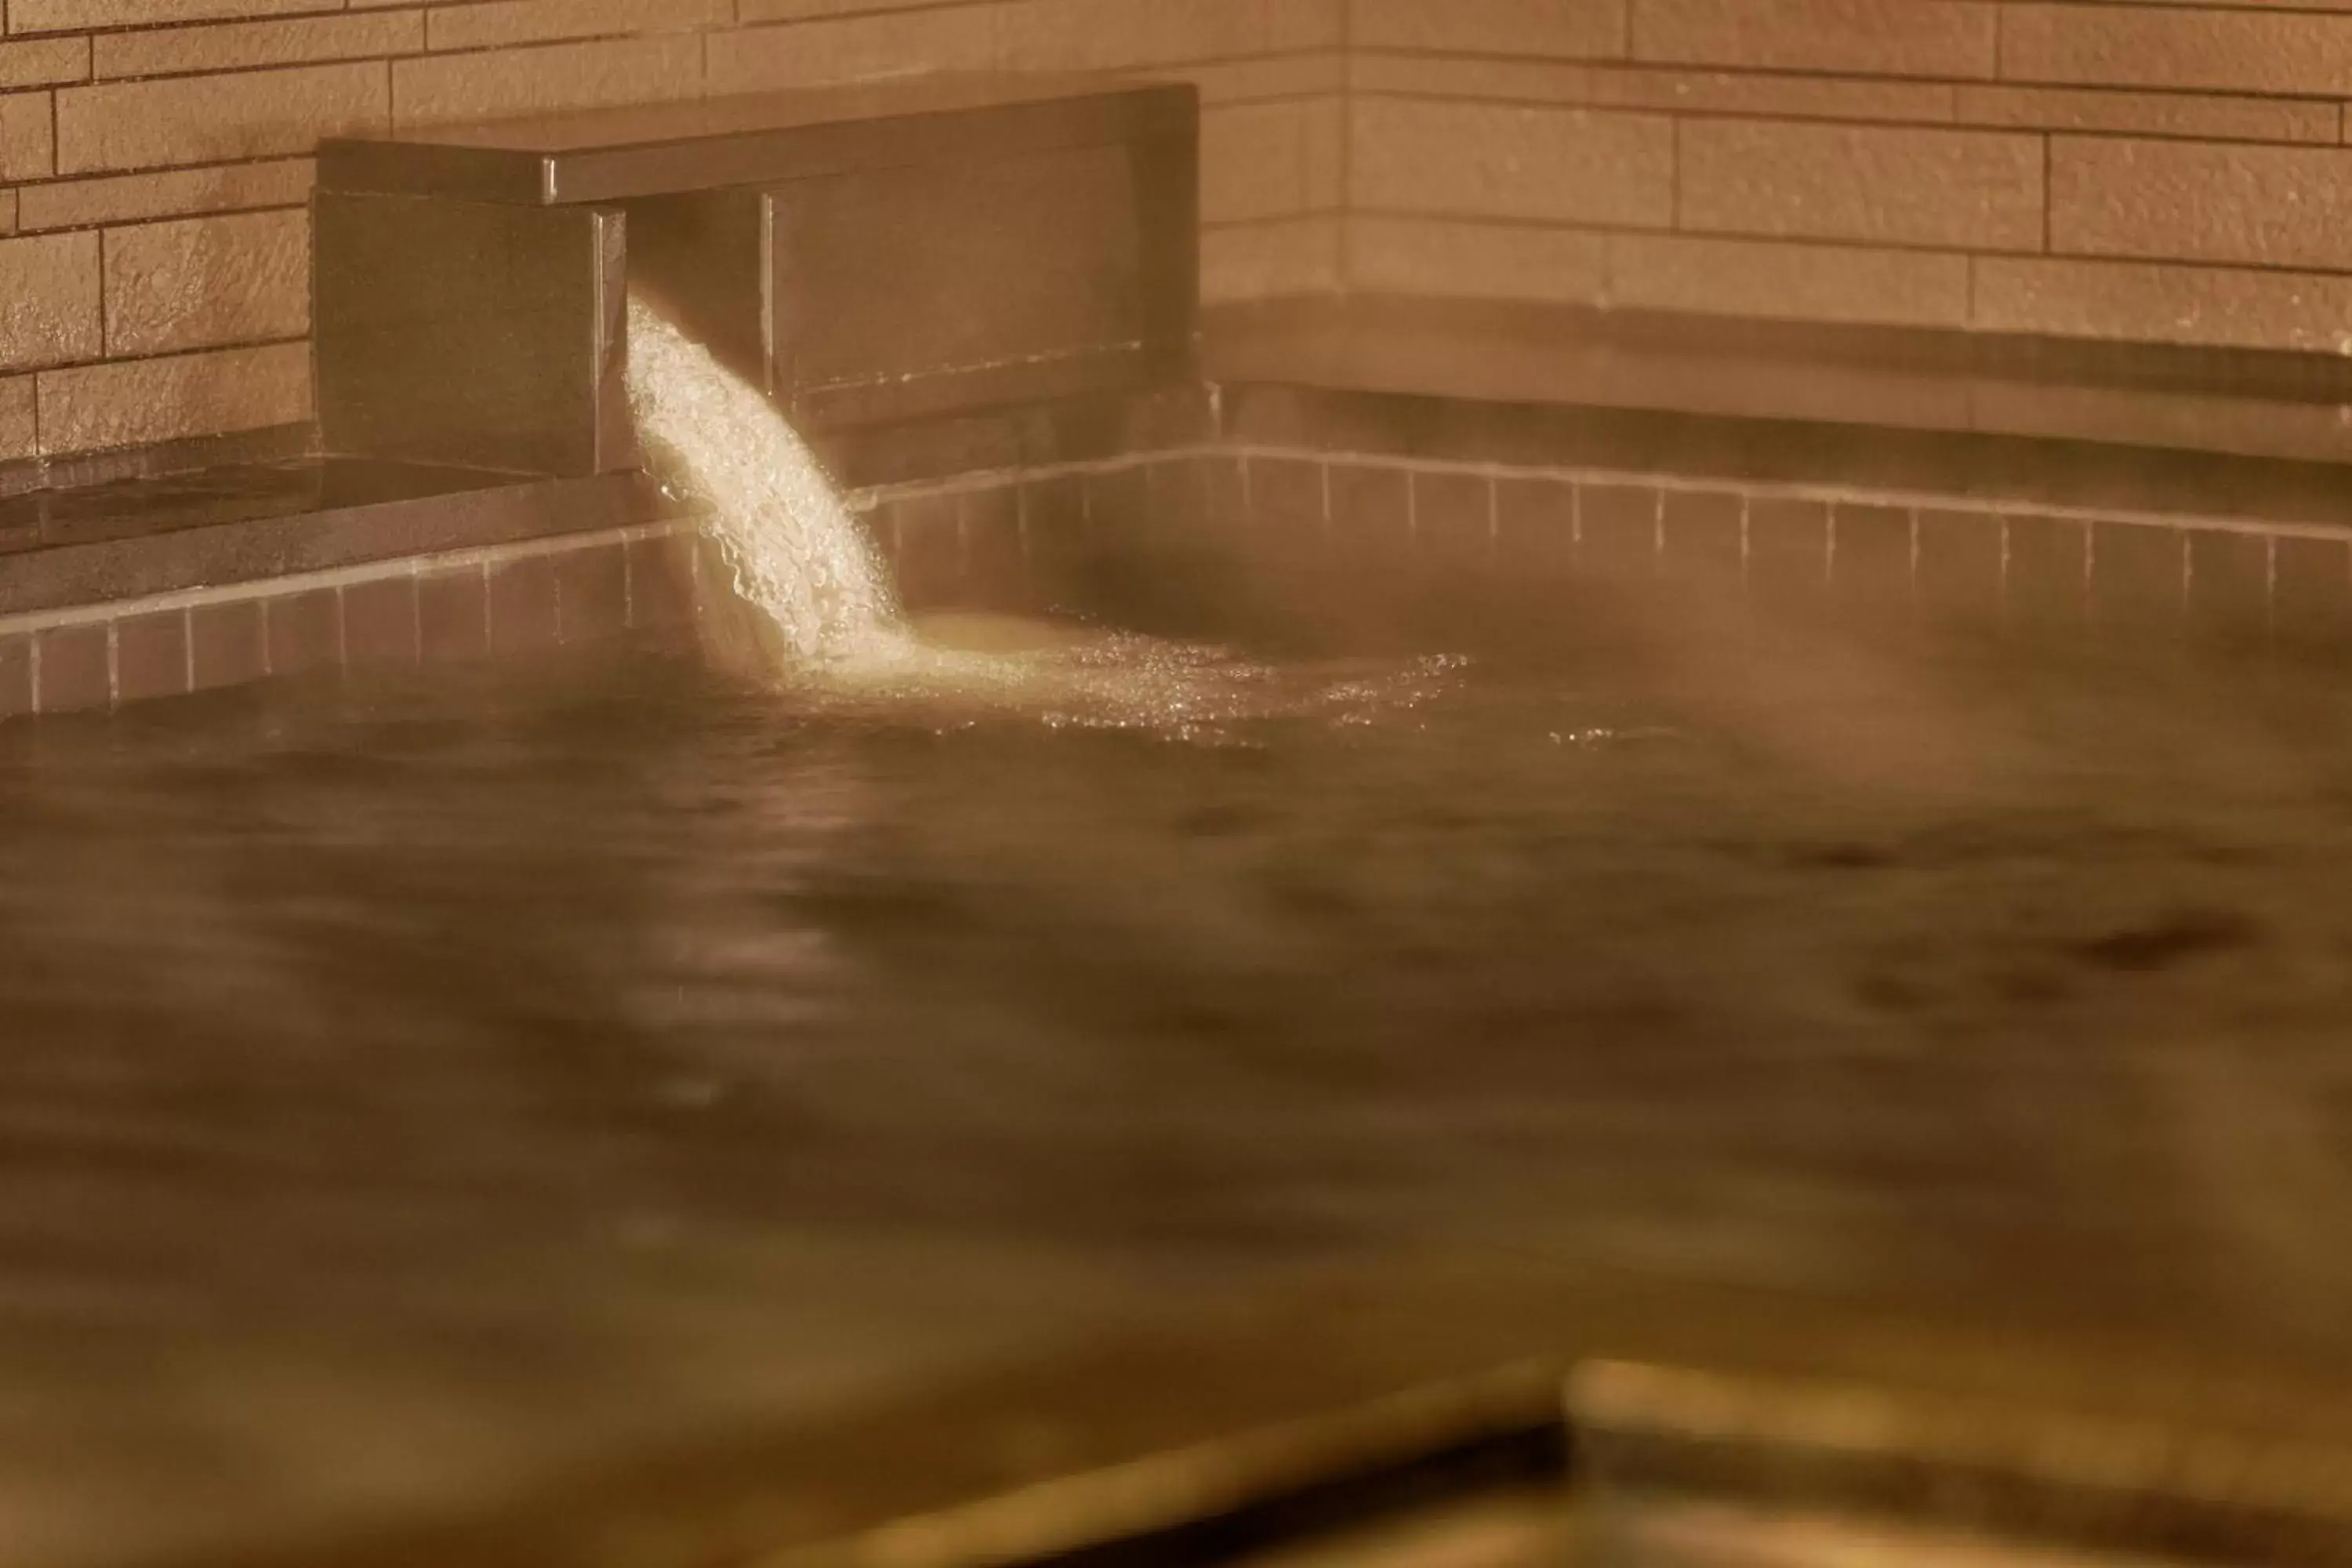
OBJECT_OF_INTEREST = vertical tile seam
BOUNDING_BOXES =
[2039,129,2052,256]
[1336,0,1356,291]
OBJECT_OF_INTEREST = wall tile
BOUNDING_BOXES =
[0,90,56,181]
[488,554,562,652]
[1328,460,1410,554]
[0,375,36,463]
[18,158,313,232]
[1632,0,1995,79]
[190,597,267,690]
[554,541,629,644]
[0,231,103,372]
[393,34,701,125]
[1584,65,1956,122]
[710,7,996,92]
[55,60,386,175]
[2186,528,2271,645]
[114,608,187,704]
[1349,53,1594,103]
[2089,521,2184,633]
[2003,514,2089,628]
[425,0,730,53]
[1577,482,1659,579]
[104,209,310,356]
[0,36,92,89]
[1661,488,1742,586]
[1608,234,1969,328]
[1747,495,1830,602]
[2002,5,2352,97]
[1915,508,2002,619]
[36,340,310,455]
[1353,0,1627,60]
[1410,467,1494,557]
[624,535,695,631]
[419,564,491,661]
[993,0,1268,70]
[33,622,109,714]
[1495,474,1576,575]
[1202,216,1340,303]
[1955,85,2336,146]
[1974,256,2352,355]
[1830,503,1911,604]
[1248,454,1325,531]
[1201,100,1307,224]
[1266,0,1344,53]
[1352,98,1674,226]
[264,585,342,676]
[0,636,30,720]
[343,573,420,665]
[2053,139,2352,272]
[1348,217,1606,304]
[13,0,329,30]
[2274,536,2352,652]
[1679,119,2043,250]
[93,12,424,78]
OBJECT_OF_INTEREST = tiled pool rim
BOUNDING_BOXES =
[6,438,2352,719]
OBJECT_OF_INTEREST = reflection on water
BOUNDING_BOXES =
[2,620,2350,1562]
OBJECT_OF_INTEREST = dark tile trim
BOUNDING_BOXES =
[0,521,696,719]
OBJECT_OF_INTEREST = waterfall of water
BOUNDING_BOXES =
[623,295,901,663]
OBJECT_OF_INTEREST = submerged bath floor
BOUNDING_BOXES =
[2,621,2351,1563]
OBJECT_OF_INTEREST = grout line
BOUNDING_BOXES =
[1738,492,1751,589]
[2249,542,2276,637]
[0,519,693,641]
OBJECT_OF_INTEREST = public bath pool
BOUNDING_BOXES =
[2,590,2349,1565]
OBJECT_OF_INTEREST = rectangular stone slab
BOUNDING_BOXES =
[316,74,1195,207]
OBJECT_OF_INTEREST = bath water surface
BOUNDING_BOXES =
[2,620,2350,1563]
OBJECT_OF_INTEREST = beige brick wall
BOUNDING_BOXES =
[18,0,2350,466]
[1344,0,2352,356]
[0,0,1343,462]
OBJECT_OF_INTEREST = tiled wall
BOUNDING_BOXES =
[0,0,1344,469]
[869,445,2352,655]
[18,0,2352,475]
[1343,0,2352,354]
[12,433,2350,720]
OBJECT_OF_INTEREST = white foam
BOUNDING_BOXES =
[624,295,901,663]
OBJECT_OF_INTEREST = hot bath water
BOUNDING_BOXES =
[2,307,2349,1564]
[4,628,2352,1562]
